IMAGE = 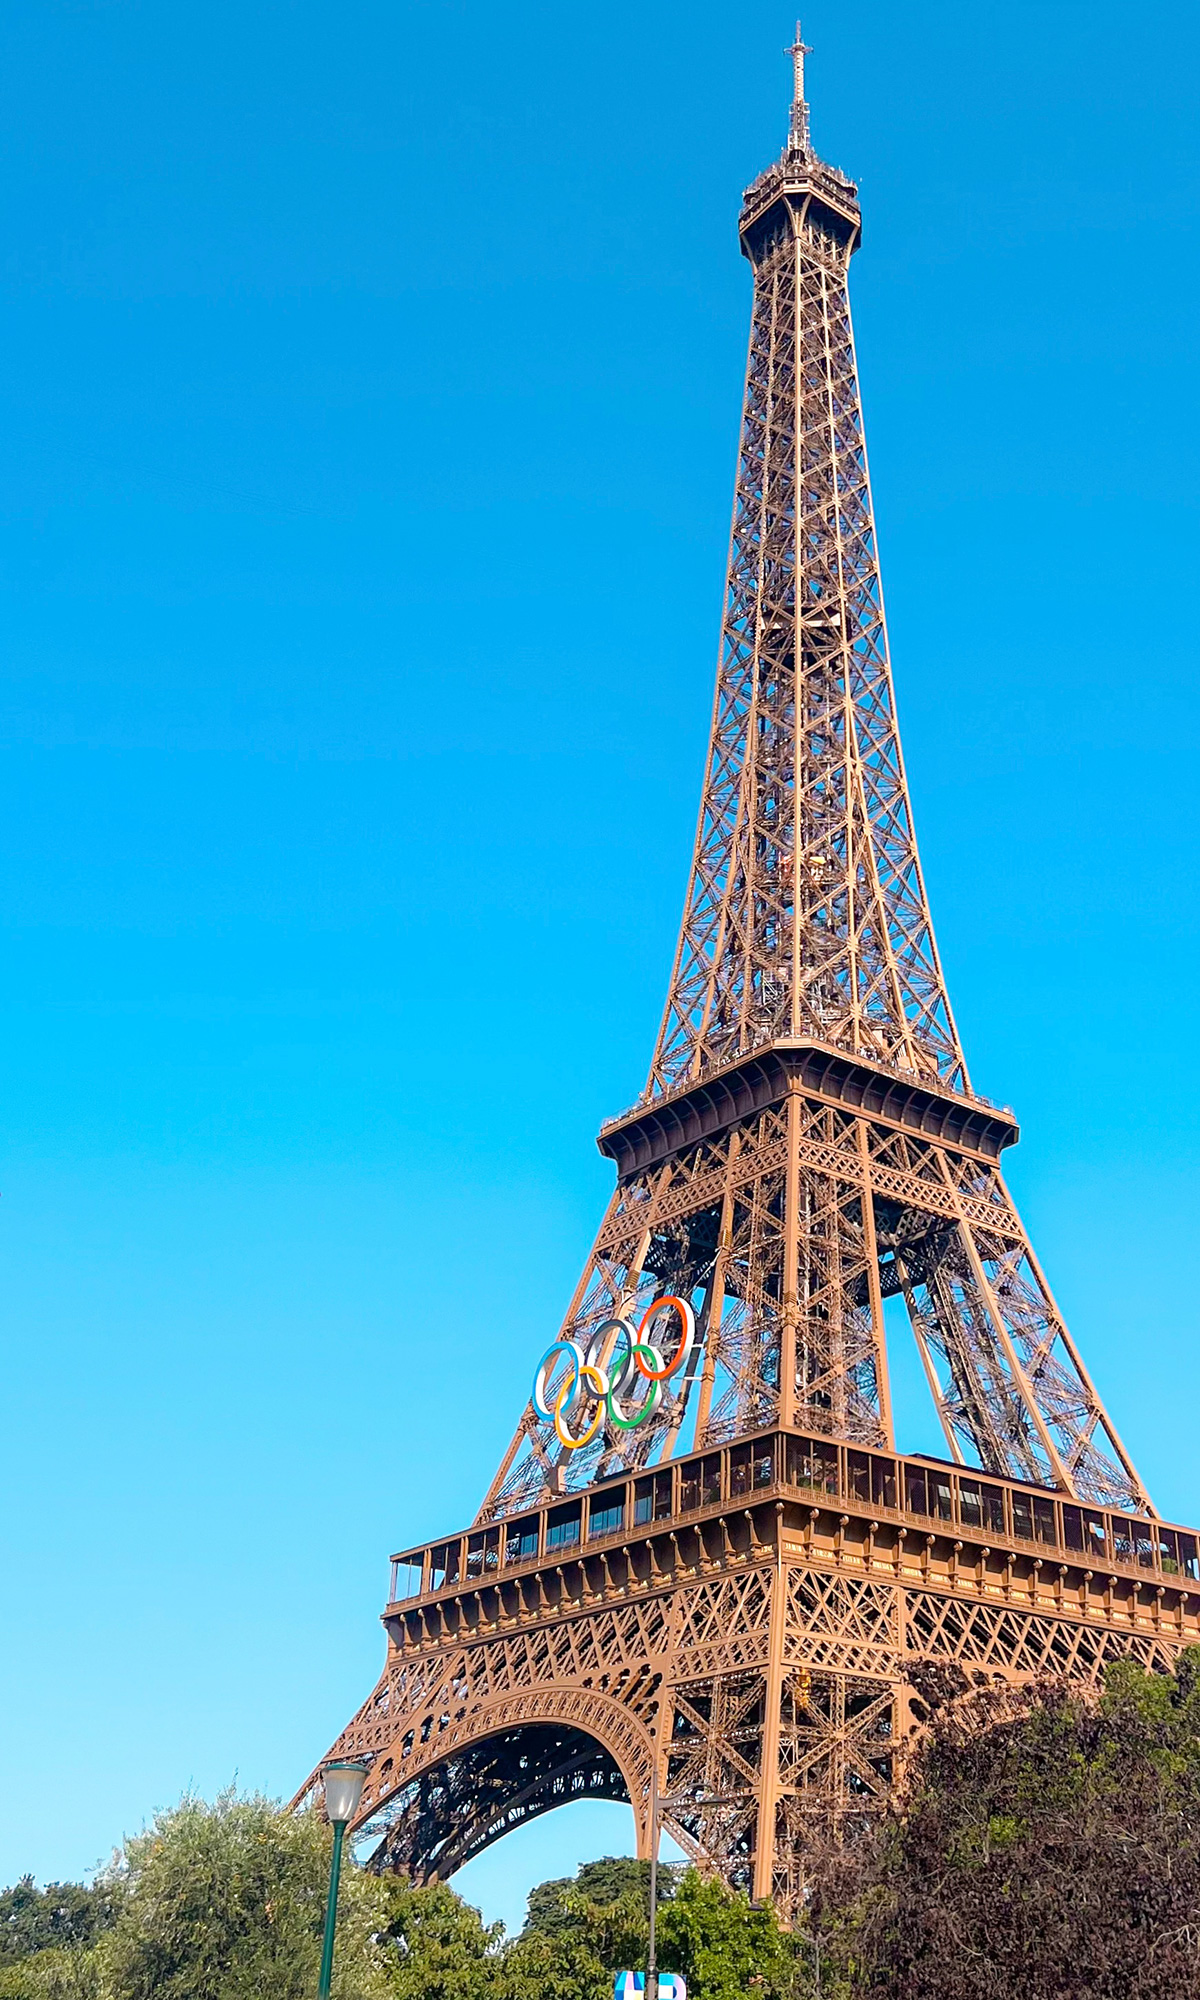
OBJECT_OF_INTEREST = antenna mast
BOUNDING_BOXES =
[787,21,813,155]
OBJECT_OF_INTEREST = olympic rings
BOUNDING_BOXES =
[532,1340,584,1421]
[529,1295,698,1450]
[633,1295,696,1381]
[554,1363,606,1448]
[607,1345,664,1430]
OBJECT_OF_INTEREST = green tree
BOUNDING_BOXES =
[93,1789,394,2000]
[523,1856,678,1939]
[374,1877,501,1999]
[0,1880,115,1967]
[497,1927,609,2000]
[816,1650,1200,2000]
[0,1941,103,1998]
[523,1855,685,1975]
[657,1870,798,2000]
[521,1854,801,2000]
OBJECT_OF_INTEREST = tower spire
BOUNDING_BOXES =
[787,20,813,155]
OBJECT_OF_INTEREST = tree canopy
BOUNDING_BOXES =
[5,1651,1199,1999]
[0,1797,796,2000]
[814,1651,1200,2000]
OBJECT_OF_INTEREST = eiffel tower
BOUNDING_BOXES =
[298,30,1200,1916]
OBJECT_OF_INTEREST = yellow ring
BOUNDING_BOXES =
[554,1363,606,1449]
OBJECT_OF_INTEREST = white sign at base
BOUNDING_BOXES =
[613,1975,687,2000]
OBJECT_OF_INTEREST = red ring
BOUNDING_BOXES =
[633,1295,694,1381]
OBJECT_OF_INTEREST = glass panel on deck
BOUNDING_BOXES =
[1112,1518,1136,1565]
[1083,1510,1107,1560]
[506,1516,541,1563]
[870,1457,897,1509]
[429,1541,460,1589]
[392,1559,424,1600]
[545,1504,581,1552]
[465,1530,500,1580]
[1033,1497,1057,1545]
[847,1451,871,1503]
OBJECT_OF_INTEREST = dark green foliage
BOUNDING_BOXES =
[657,1870,800,2000]
[497,1928,610,2000]
[374,1878,500,1999]
[0,1829,794,1999]
[815,1648,1200,2000]
[523,1856,678,1938]
[0,1882,115,1966]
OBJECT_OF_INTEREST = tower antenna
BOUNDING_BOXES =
[787,21,813,155]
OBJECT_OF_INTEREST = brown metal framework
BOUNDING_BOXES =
[298,31,1196,1912]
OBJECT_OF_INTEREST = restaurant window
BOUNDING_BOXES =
[634,1471,673,1525]
[847,1452,871,1503]
[1062,1506,1085,1554]
[505,1517,541,1564]
[870,1457,897,1510]
[932,1475,954,1522]
[702,1455,723,1506]
[1083,1510,1108,1560]
[678,1460,702,1513]
[546,1504,581,1552]
[1178,1534,1200,1581]
[391,1558,424,1600]
[787,1436,838,1495]
[1112,1518,1136,1566]
[958,1478,1005,1534]
[1012,1491,1034,1541]
[429,1541,461,1589]
[465,1530,500,1580]
[904,1466,928,1516]
[753,1441,775,1487]
[731,1444,755,1496]
[589,1494,625,1539]
[1033,1497,1057,1546]
[1132,1520,1155,1569]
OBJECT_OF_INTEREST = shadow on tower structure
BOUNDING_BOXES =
[294,26,1200,1919]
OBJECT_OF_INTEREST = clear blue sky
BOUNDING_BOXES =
[1,0,1199,1935]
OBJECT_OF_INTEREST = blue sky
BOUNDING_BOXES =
[1,0,1199,1936]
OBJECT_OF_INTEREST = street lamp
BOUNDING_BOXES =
[647,1733,661,2000]
[317,1758,369,2000]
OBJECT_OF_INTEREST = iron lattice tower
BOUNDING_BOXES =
[298,34,1198,1916]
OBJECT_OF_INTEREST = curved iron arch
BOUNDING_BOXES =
[362,1720,631,1879]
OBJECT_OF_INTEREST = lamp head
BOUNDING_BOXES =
[321,1759,368,1826]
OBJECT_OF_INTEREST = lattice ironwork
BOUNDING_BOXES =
[296,1490,1200,1922]
[301,26,1194,1923]
[478,35,1148,1523]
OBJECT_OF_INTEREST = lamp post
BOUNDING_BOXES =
[646,1737,660,2000]
[317,1759,368,2000]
